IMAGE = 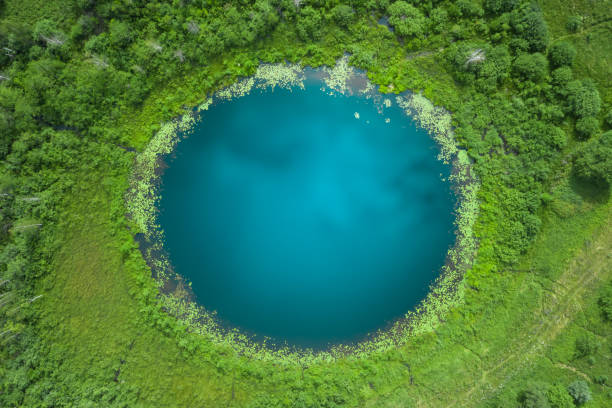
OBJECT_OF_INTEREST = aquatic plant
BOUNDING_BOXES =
[322,55,353,94]
[126,112,197,238]
[126,57,480,363]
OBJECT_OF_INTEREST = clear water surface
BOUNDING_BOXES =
[158,81,455,348]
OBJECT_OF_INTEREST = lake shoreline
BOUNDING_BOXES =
[126,59,480,362]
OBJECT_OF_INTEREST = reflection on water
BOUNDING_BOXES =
[158,82,455,348]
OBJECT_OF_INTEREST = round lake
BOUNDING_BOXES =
[158,82,455,348]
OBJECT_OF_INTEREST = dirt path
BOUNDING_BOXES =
[552,17,612,43]
[363,209,611,408]
[447,211,612,407]
[554,363,591,382]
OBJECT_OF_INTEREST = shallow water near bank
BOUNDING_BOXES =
[158,81,455,348]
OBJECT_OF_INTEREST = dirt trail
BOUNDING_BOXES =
[552,18,612,43]
[554,363,591,382]
[362,209,610,408]
[447,212,612,407]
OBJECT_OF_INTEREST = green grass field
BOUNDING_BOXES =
[2,0,611,406]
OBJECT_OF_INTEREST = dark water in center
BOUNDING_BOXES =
[158,82,455,348]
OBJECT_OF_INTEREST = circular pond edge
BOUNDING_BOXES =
[125,57,480,363]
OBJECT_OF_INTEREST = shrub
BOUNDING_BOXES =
[573,131,612,188]
[599,281,612,321]
[456,0,484,18]
[513,53,547,82]
[511,5,549,52]
[546,384,574,408]
[387,1,426,38]
[548,42,576,68]
[567,80,601,118]
[296,7,323,41]
[574,334,600,358]
[109,20,132,47]
[594,375,608,385]
[331,5,354,28]
[484,0,518,15]
[547,126,567,149]
[604,110,612,128]
[567,381,591,406]
[429,8,448,34]
[550,67,572,88]
[575,117,599,140]
[518,386,551,408]
[566,16,582,33]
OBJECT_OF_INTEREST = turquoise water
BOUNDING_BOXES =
[158,82,455,348]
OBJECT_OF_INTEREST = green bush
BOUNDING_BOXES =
[568,80,602,118]
[604,110,612,128]
[510,4,549,52]
[296,7,323,41]
[546,384,574,408]
[518,386,551,408]
[429,8,448,34]
[513,52,547,82]
[574,333,600,358]
[599,281,612,321]
[108,20,132,48]
[575,116,600,140]
[594,375,608,385]
[567,381,591,406]
[387,1,426,38]
[566,16,582,33]
[484,0,518,15]
[550,67,572,87]
[331,5,354,28]
[548,42,576,68]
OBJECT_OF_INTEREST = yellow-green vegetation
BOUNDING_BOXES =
[1,0,611,407]
[126,60,479,362]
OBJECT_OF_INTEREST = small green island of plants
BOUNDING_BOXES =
[1,0,611,407]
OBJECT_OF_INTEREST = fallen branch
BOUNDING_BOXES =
[465,49,486,67]
[13,223,42,230]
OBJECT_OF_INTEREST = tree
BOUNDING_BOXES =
[250,0,280,37]
[550,67,572,88]
[546,384,574,408]
[429,8,448,34]
[575,116,599,140]
[0,21,33,67]
[456,0,484,18]
[566,16,582,33]
[70,15,96,41]
[548,41,576,68]
[567,381,591,406]
[108,20,132,48]
[331,5,354,28]
[32,19,66,49]
[511,4,549,52]
[573,131,612,187]
[387,1,426,38]
[518,386,551,408]
[475,45,511,91]
[296,6,322,41]
[513,53,547,82]
[600,281,612,320]
[567,79,601,118]
[546,126,567,149]
[575,333,600,358]
[604,110,612,128]
[484,0,518,15]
